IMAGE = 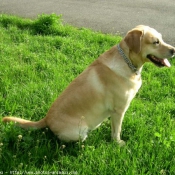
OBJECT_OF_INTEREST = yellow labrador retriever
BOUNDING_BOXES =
[2,25,175,146]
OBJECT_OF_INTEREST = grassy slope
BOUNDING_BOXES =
[0,14,175,174]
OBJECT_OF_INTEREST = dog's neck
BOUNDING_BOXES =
[117,44,140,75]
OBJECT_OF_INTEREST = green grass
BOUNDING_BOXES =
[0,14,175,174]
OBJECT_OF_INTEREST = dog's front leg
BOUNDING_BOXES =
[111,113,125,146]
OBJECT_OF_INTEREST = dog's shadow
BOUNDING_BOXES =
[2,118,131,171]
[1,125,77,167]
[2,122,114,169]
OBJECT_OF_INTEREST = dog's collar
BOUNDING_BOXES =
[117,44,140,75]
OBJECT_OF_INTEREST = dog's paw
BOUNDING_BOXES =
[117,140,126,147]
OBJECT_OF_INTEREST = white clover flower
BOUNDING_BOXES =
[62,145,66,149]
[18,135,23,140]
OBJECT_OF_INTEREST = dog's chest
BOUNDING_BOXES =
[107,75,142,111]
[124,76,142,101]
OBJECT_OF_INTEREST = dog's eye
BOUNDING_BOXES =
[153,40,159,45]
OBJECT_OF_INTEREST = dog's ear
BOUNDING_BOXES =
[124,30,143,54]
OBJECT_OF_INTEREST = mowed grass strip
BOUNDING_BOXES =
[0,14,175,174]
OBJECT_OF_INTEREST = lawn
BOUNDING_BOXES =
[0,14,175,174]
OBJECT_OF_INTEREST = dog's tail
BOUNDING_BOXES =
[2,116,47,129]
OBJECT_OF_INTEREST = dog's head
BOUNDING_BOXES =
[124,25,175,67]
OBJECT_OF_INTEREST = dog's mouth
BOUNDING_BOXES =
[147,54,171,67]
